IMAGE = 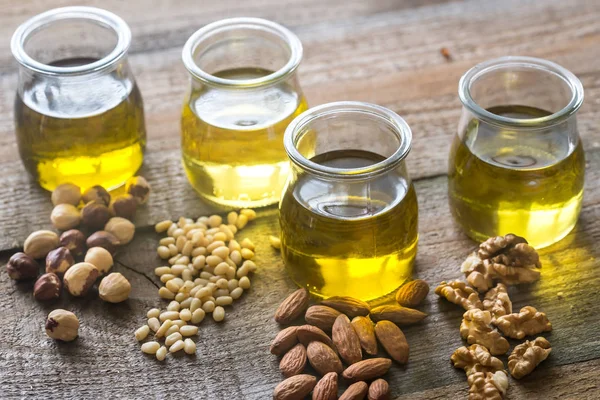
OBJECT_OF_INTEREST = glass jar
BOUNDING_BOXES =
[181,18,307,208]
[448,56,585,248]
[11,6,146,191]
[280,102,418,301]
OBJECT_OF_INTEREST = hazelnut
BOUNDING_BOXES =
[6,252,39,280]
[33,273,61,300]
[51,183,81,206]
[50,204,81,230]
[98,272,131,303]
[82,185,111,206]
[86,231,120,254]
[59,229,87,257]
[84,247,114,274]
[126,176,150,205]
[24,230,59,259]
[45,247,75,274]
[81,202,111,230]
[45,309,79,341]
[109,194,137,220]
[104,217,135,245]
[63,262,99,296]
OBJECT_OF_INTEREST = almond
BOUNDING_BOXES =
[321,296,370,318]
[374,320,409,364]
[271,326,299,356]
[351,316,378,356]
[280,343,307,377]
[370,304,427,326]
[332,314,362,365]
[305,305,342,331]
[339,381,369,400]
[297,325,334,349]
[368,379,390,400]
[312,372,338,400]
[307,340,343,376]
[395,279,429,307]
[273,374,317,400]
[342,358,392,382]
[275,288,310,325]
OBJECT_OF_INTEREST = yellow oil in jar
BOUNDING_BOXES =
[280,150,418,301]
[449,105,585,249]
[14,57,146,191]
[181,67,308,208]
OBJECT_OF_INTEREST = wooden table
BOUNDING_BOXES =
[1,1,599,398]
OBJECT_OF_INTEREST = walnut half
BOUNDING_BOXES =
[435,280,482,310]
[467,371,509,400]
[482,284,512,324]
[451,344,505,376]
[495,306,552,339]
[462,234,541,292]
[460,309,510,355]
[508,337,552,379]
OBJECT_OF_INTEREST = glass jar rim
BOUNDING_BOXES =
[284,101,413,180]
[182,17,303,88]
[459,56,584,128]
[11,6,131,77]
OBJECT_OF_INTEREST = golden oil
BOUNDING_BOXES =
[280,150,418,301]
[449,105,585,249]
[14,58,146,191]
[182,67,308,208]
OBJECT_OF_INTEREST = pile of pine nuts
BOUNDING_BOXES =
[135,209,257,360]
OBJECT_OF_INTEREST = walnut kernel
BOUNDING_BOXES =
[495,306,552,339]
[435,280,482,310]
[482,284,512,323]
[460,309,509,355]
[508,337,551,379]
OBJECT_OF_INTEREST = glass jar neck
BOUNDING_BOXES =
[182,18,302,89]
[11,6,131,78]
[284,102,412,181]
[459,56,583,130]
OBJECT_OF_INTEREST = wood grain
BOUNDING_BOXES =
[0,0,599,399]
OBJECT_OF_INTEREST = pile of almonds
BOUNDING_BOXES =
[5,176,150,342]
[135,209,258,361]
[271,279,430,399]
[435,234,553,399]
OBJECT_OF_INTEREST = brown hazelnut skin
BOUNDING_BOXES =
[7,252,39,280]
[59,229,87,257]
[33,273,62,300]
[86,231,120,254]
[45,247,75,274]
[109,194,138,220]
[82,185,111,206]
[81,201,111,230]
[126,176,150,205]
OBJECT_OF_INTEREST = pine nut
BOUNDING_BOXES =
[180,297,193,309]
[168,255,179,265]
[216,296,233,306]
[180,325,199,337]
[231,287,244,300]
[135,325,150,341]
[175,293,189,302]
[227,211,238,225]
[182,241,193,257]
[165,324,179,336]
[220,225,234,240]
[141,341,160,354]
[227,279,239,291]
[241,248,254,260]
[236,264,249,278]
[166,280,180,293]
[206,241,224,253]
[180,281,194,293]
[148,317,160,332]
[169,340,185,353]
[167,301,180,312]
[179,308,192,321]
[244,260,257,272]
[171,264,185,275]
[156,346,167,361]
[159,311,179,322]
[239,276,251,290]
[206,255,223,268]
[159,287,175,300]
[195,278,209,286]
[177,217,187,228]
[216,278,228,289]
[208,215,222,228]
[202,301,215,313]
[214,288,229,297]
[212,246,230,260]
[228,224,238,234]
[182,269,193,282]
[214,263,229,276]
[209,275,219,283]
[240,209,256,221]
[155,266,171,276]
[172,319,186,328]
[176,235,186,252]
[213,232,227,242]
[159,237,175,246]
[200,271,213,280]
[147,308,160,319]
[168,244,178,256]
[172,277,185,287]
[184,338,196,355]
[229,240,241,252]
[165,332,182,346]
[190,298,202,312]
[191,308,206,324]
[155,320,173,338]
[213,306,225,322]
[230,250,242,265]
[167,223,177,236]
[195,287,212,299]
[197,216,209,224]
[155,220,173,233]
[157,246,170,259]
[192,247,206,257]
[174,256,190,265]
[240,238,255,250]
[269,235,281,249]
[236,214,248,230]
[172,229,185,239]
[160,274,176,283]
[225,266,236,280]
